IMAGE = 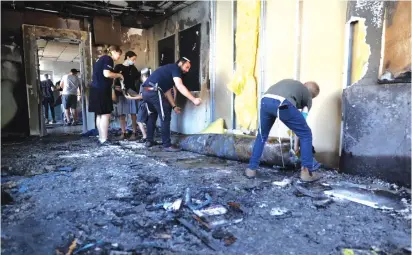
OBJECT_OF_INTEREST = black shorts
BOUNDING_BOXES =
[88,87,113,115]
[137,100,148,123]
[62,95,77,109]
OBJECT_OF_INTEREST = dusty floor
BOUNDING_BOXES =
[1,128,411,255]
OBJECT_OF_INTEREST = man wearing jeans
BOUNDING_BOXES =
[245,79,322,182]
[40,74,56,123]
[141,57,201,152]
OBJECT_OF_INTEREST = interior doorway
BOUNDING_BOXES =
[36,38,82,135]
[22,25,91,136]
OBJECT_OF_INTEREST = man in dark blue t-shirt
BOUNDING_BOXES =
[142,57,202,151]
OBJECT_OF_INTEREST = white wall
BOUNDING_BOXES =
[39,60,80,83]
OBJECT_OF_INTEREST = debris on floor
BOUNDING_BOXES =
[1,134,410,254]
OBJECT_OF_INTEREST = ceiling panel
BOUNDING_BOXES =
[37,39,79,62]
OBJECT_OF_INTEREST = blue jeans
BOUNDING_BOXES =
[142,90,172,147]
[248,97,315,171]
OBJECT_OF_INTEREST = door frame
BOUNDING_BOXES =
[22,25,92,136]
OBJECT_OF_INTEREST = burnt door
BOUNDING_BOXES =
[22,25,46,136]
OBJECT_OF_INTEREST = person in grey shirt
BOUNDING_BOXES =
[245,79,322,182]
[60,69,81,125]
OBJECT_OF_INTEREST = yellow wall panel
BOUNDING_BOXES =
[351,20,370,84]
[215,0,234,127]
[264,0,298,138]
[300,0,347,167]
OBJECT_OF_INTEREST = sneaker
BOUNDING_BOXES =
[244,168,257,178]
[52,120,57,124]
[119,133,126,140]
[129,133,137,141]
[99,140,120,146]
[300,167,322,182]
[163,146,181,152]
[137,138,147,143]
[145,141,161,148]
[72,121,79,126]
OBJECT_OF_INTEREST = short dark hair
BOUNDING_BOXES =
[176,57,190,65]
[70,69,79,74]
[108,45,122,54]
[124,51,137,60]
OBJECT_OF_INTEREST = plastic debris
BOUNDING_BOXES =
[193,205,228,217]
[270,207,289,216]
[58,167,75,172]
[18,184,28,193]
[109,251,133,255]
[73,240,104,254]
[163,199,182,212]
[272,178,292,188]
[209,218,243,228]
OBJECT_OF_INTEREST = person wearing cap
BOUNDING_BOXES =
[141,57,201,152]
[60,68,81,125]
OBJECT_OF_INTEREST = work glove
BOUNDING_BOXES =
[302,112,308,120]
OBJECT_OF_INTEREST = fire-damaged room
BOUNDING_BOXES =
[1,1,411,254]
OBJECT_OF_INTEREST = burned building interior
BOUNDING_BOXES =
[1,0,411,254]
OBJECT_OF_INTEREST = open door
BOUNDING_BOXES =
[22,25,46,136]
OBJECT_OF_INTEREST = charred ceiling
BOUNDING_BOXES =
[1,1,191,29]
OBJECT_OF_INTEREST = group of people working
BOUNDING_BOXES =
[89,45,321,182]
[88,45,201,152]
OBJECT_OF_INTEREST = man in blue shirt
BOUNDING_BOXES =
[142,57,201,151]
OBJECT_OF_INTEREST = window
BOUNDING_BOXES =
[379,1,411,83]
[179,24,201,91]
[158,35,175,66]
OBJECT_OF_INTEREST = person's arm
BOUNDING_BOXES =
[60,80,65,89]
[173,77,201,106]
[103,58,123,80]
[173,86,177,101]
[124,94,143,100]
[164,89,181,114]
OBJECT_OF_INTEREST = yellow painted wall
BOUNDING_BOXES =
[264,0,298,138]
[351,19,370,84]
[300,0,347,167]
[215,0,234,128]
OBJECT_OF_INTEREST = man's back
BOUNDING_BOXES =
[265,79,312,110]
[41,79,53,98]
[62,74,80,95]
[144,64,181,92]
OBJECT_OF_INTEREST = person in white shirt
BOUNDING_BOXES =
[60,69,81,125]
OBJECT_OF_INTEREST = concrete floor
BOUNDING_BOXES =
[1,131,411,255]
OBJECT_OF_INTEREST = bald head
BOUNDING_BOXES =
[304,81,320,98]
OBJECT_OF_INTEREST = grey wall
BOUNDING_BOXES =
[150,1,211,134]
[341,1,411,187]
